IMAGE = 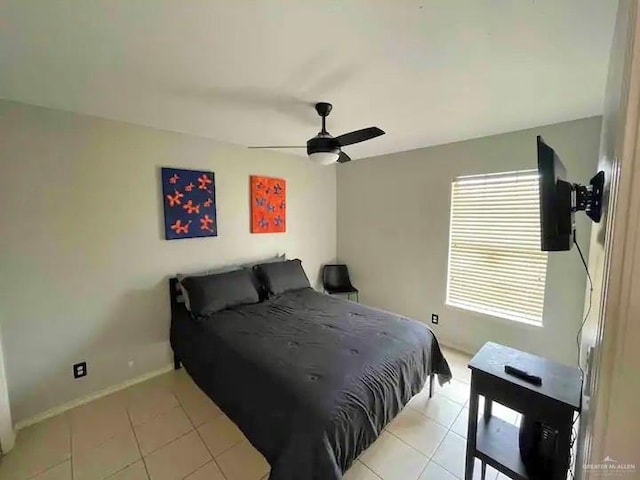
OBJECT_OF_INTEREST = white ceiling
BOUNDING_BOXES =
[0,0,618,159]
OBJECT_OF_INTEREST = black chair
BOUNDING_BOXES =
[322,264,359,302]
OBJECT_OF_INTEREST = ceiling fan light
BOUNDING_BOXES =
[309,151,340,165]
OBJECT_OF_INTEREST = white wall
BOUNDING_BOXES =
[337,117,601,365]
[0,100,337,423]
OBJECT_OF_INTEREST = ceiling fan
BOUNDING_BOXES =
[249,102,385,165]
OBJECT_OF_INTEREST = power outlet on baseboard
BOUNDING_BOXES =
[431,313,439,325]
[73,362,87,379]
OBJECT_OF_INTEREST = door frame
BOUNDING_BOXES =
[580,0,640,473]
[0,321,15,454]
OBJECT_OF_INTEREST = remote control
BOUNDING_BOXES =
[504,365,542,385]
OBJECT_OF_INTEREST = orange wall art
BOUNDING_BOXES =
[250,175,286,233]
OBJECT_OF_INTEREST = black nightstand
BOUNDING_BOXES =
[465,342,582,480]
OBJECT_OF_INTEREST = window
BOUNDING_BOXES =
[446,170,548,325]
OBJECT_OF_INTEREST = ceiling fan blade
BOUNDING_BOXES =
[248,146,306,149]
[335,127,385,146]
[337,151,352,163]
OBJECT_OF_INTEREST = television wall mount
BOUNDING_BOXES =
[573,171,605,223]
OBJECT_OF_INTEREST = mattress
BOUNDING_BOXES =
[170,287,451,480]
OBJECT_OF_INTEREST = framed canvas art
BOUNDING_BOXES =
[161,167,217,240]
[250,175,286,233]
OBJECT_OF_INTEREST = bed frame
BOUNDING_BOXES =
[167,277,435,396]
[169,277,183,370]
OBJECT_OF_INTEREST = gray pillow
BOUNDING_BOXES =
[180,269,260,316]
[239,253,285,270]
[242,253,286,299]
[177,254,285,310]
[177,264,239,311]
[256,259,311,296]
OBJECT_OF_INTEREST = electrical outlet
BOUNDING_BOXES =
[73,362,87,379]
[431,313,439,325]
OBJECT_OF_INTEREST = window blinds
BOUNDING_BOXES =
[446,170,548,325]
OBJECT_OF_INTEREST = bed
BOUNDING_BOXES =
[169,278,451,480]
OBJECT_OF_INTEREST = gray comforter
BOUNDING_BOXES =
[170,288,451,480]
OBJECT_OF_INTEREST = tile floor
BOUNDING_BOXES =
[0,347,520,480]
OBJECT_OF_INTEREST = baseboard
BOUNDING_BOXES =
[15,364,174,431]
[439,339,477,357]
[14,342,473,432]
[0,428,16,455]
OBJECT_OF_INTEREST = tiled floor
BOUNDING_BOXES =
[0,346,520,480]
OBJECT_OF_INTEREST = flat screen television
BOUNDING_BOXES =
[536,135,605,252]
[537,136,574,251]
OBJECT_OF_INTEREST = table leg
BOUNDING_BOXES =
[465,377,479,480]
[483,396,492,421]
[429,373,435,398]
